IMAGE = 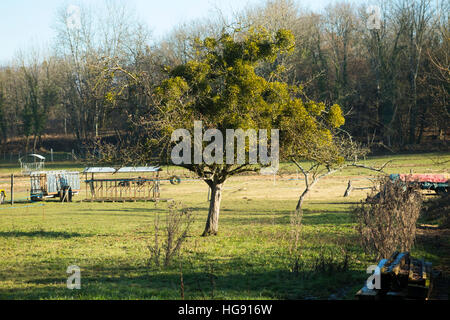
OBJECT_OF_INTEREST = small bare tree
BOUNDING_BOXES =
[292,134,392,212]
[148,202,194,268]
[353,176,423,260]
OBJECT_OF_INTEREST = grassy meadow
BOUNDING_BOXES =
[0,152,448,299]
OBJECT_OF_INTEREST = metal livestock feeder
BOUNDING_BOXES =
[83,166,162,202]
[19,154,45,174]
[30,171,81,202]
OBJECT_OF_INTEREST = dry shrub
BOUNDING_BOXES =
[311,243,350,274]
[148,202,194,268]
[353,176,422,260]
[288,210,352,276]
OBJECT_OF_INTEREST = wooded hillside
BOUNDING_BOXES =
[0,0,448,155]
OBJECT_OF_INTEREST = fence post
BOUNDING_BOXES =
[10,174,14,205]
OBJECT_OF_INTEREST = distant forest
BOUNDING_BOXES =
[0,0,448,155]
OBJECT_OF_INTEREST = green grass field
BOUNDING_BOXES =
[0,153,448,300]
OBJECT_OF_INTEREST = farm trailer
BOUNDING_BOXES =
[30,171,81,202]
[390,174,449,195]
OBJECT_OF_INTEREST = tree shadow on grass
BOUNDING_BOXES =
[301,210,353,226]
[0,230,88,238]
[11,259,364,300]
[73,207,230,218]
[73,205,352,226]
[221,215,290,226]
[307,202,361,205]
[220,209,352,226]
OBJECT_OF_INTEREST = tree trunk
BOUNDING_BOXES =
[417,115,425,144]
[33,134,38,153]
[295,187,309,213]
[25,136,29,154]
[295,175,320,213]
[202,182,223,236]
[409,77,417,144]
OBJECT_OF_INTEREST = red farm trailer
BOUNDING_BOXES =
[389,174,449,195]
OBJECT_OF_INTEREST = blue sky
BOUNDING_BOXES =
[0,0,361,63]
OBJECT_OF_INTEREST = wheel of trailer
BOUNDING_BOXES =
[0,192,5,204]
[436,187,448,196]
[68,188,73,202]
[60,188,69,202]
[169,176,181,185]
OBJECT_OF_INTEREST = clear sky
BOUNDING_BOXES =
[0,0,363,64]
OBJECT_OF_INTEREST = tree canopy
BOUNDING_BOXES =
[113,27,346,236]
